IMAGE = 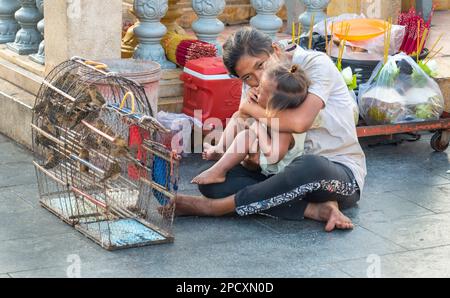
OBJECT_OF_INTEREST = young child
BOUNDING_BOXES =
[192,64,310,185]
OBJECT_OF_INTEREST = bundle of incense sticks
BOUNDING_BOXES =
[337,23,350,69]
[161,32,217,67]
[398,7,434,55]
[308,13,316,49]
[175,40,217,66]
[383,18,393,64]
[424,38,444,64]
[291,22,302,45]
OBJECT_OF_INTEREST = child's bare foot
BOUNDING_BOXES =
[202,143,223,161]
[191,168,226,185]
[304,201,354,232]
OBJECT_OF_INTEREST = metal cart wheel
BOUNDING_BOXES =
[431,131,450,152]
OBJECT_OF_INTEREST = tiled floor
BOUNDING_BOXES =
[1,131,449,278]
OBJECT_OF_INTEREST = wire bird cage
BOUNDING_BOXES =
[31,57,181,250]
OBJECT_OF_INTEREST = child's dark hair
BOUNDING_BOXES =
[222,27,274,78]
[266,64,310,117]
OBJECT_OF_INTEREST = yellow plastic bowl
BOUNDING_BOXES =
[333,19,388,41]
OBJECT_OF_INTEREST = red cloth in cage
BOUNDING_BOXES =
[127,125,149,180]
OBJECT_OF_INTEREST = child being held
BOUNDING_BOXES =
[192,64,310,185]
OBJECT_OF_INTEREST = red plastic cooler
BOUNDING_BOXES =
[180,57,242,127]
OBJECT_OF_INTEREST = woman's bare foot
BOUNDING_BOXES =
[304,201,354,232]
[191,167,226,185]
[203,143,223,161]
[158,194,214,217]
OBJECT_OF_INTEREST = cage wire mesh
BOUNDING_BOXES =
[31,57,180,250]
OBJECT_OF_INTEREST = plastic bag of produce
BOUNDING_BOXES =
[358,53,444,125]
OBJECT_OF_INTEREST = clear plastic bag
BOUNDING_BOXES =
[155,111,202,153]
[358,53,444,125]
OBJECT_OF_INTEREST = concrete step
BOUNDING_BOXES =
[0,78,35,149]
[0,50,184,105]
[0,54,43,96]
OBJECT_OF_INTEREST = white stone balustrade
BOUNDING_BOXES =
[7,0,42,55]
[0,0,20,44]
[133,0,176,68]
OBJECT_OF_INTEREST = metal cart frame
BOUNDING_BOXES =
[357,113,450,152]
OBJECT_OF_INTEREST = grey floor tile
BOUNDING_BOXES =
[334,245,450,278]
[277,227,405,267]
[0,134,9,144]
[0,195,34,215]
[173,216,281,247]
[360,213,450,250]
[391,184,450,214]
[0,142,33,165]
[0,163,37,188]
[346,192,434,224]
[6,183,40,207]
[363,165,450,193]
[9,259,350,278]
[252,216,324,235]
[96,236,309,277]
[0,232,118,274]
[0,208,73,241]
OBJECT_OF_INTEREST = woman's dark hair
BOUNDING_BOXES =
[222,27,274,77]
[266,64,310,117]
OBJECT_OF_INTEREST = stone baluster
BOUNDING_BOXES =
[192,0,225,54]
[298,0,330,33]
[7,0,42,54]
[29,0,44,64]
[0,0,20,44]
[250,0,284,40]
[133,0,175,69]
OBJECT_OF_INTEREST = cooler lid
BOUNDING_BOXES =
[184,57,228,75]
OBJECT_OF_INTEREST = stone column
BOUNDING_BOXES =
[250,0,284,40]
[360,0,401,23]
[0,0,20,44]
[298,0,330,33]
[7,0,42,55]
[161,0,185,34]
[44,0,122,74]
[416,0,433,22]
[192,0,225,54]
[133,0,175,69]
[29,0,44,64]
[285,0,305,35]
[327,0,360,17]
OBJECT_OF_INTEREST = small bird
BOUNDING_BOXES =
[101,162,121,182]
[35,120,59,149]
[111,136,129,158]
[33,100,49,116]
[94,119,107,131]
[81,133,99,150]
[35,134,54,149]
[87,86,106,107]
[70,109,94,130]
[43,151,61,169]
[79,148,90,173]
[58,72,80,89]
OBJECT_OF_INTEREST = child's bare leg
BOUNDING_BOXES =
[193,129,258,185]
[203,112,249,161]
